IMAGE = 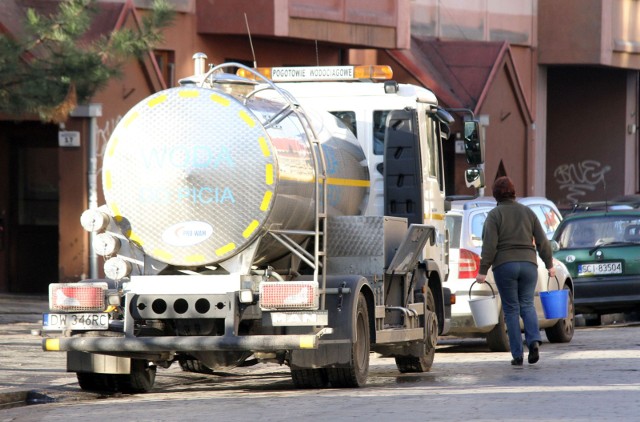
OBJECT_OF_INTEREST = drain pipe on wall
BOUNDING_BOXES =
[71,104,103,279]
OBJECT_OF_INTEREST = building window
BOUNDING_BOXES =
[154,49,175,87]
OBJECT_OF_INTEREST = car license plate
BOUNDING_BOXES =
[43,313,109,331]
[577,262,622,276]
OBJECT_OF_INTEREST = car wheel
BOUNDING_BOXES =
[545,286,575,343]
[486,310,510,352]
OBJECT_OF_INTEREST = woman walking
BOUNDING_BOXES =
[475,176,556,365]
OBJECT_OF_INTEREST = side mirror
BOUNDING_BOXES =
[550,240,560,252]
[464,120,484,166]
[465,167,485,188]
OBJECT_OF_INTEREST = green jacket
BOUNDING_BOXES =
[479,199,553,275]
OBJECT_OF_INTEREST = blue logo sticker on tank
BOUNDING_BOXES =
[322,145,339,175]
[178,186,235,205]
[161,221,214,246]
[142,145,235,169]
[138,186,235,205]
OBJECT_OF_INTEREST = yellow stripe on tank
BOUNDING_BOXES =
[104,170,112,190]
[210,94,230,106]
[123,111,139,128]
[258,137,271,157]
[326,177,371,187]
[178,90,200,98]
[110,203,122,223]
[260,191,273,211]
[265,164,274,185]
[239,110,255,127]
[127,231,143,246]
[152,249,172,261]
[185,254,205,264]
[106,137,119,157]
[147,94,167,108]
[243,220,260,238]
[216,243,236,256]
[279,174,370,187]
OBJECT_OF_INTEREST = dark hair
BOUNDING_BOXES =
[492,176,516,201]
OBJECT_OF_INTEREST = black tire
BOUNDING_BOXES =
[486,310,510,352]
[327,293,370,387]
[77,372,112,392]
[545,286,575,343]
[117,359,156,394]
[291,368,329,389]
[395,288,437,373]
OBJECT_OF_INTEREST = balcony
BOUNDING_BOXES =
[539,0,640,69]
[195,0,410,49]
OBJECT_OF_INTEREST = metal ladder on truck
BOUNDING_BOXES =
[214,63,329,308]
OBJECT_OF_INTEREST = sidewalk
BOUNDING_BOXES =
[0,293,81,409]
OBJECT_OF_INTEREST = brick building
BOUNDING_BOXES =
[1,0,639,292]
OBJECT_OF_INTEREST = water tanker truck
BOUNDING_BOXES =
[41,53,484,392]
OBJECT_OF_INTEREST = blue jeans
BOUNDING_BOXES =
[492,261,541,359]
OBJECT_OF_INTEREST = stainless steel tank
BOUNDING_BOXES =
[102,85,369,267]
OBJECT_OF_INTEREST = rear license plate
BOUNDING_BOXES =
[577,262,622,276]
[43,313,109,331]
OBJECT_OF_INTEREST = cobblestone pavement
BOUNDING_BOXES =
[1,294,639,421]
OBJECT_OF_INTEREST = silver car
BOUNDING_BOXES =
[444,197,575,351]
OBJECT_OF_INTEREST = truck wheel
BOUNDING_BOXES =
[545,286,575,343]
[486,310,510,352]
[78,360,157,394]
[77,372,111,392]
[117,359,157,393]
[395,287,436,372]
[327,293,370,387]
[291,368,329,388]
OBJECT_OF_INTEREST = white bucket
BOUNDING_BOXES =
[469,281,500,328]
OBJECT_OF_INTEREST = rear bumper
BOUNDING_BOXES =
[43,332,329,353]
[573,275,640,313]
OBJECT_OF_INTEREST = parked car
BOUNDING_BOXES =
[551,209,640,317]
[444,197,574,351]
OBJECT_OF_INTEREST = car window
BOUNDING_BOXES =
[470,211,488,247]
[555,215,640,249]
[445,214,461,248]
[529,204,562,239]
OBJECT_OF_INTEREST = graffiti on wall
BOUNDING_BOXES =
[96,116,122,175]
[553,160,611,202]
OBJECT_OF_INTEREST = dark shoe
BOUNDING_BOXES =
[528,341,540,364]
[511,356,523,366]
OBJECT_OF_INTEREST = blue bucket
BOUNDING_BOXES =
[540,276,569,319]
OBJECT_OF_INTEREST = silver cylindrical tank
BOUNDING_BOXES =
[102,85,369,266]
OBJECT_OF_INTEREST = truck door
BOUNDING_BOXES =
[383,109,423,225]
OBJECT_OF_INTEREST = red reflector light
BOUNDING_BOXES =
[259,281,318,310]
[458,249,480,279]
[49,283,107,312]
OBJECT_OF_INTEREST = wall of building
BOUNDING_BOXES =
[545,66,630,209]
[480,65,529,194]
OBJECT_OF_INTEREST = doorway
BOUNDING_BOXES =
[1,122,59,293]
